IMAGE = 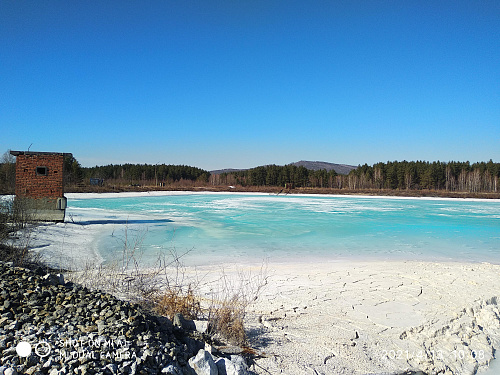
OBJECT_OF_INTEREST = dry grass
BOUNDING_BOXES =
[207,294,247,345]
[203,264,268,346]
[152,284,201,320]
[149,263,269,346]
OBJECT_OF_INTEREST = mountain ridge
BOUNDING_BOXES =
[210,161,356,175]
[290,160,356,175]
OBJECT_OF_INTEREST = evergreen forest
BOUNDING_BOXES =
[79,162,210,186]
[215,160,500,193]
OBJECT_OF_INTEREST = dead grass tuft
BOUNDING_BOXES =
[152,284,201,320]
[204,264,268,346]
[207,294,247,346]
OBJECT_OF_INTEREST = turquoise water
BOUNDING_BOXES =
[67,193,500,266]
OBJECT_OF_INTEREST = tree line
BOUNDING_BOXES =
[61,156,212,186]
[211,160,500,193]
[80,163,210,185]
[210,164,339,188]
[344,160,499,192]
[0,152,16,194]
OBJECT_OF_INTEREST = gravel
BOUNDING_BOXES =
[0,261,253,375]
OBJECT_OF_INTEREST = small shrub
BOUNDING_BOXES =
[0,197,39,268]
[152,285,201,320]
[207,294,247,346]
[204,264,269,346]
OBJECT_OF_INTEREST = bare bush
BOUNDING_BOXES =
[207,293,247,345]
[65,225,181,304]
[64,223,268,347]
[0,196,40,268]
[204,264,269,346]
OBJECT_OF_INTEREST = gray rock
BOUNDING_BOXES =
[24,367,39,375]
[3,368,16,375]
[193,320,209,333]
[188,349,218,375]
[6,320,20,331]
[215,356,249,375]
[130,361,138,375]
[75,364,89,375]
[173,313,196,331]
[96,320,106,335]
[42,273,64,286]
[161,364,183,374]
[0,261,206,374]
[105,363,118,375]
[229,355,248,370]
[182,336,205,358]
[216,346,244,355]
[215,359,229,375]
[42,358,53,368]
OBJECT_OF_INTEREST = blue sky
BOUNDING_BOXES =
[1,1,499,170]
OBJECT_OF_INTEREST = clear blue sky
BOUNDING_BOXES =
[1,1,499,170]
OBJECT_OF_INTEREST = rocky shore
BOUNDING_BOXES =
[0,261,253,375]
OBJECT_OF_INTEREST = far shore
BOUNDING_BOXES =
[63,190,500,206]
[64,184,500,200]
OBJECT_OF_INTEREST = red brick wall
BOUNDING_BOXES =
[15,154,65,198]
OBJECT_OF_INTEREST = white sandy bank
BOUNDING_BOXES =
[189,260,500,375]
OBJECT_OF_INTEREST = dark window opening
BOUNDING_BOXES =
[36,166,48,176]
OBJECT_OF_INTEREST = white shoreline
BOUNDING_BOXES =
[65,190,500,203]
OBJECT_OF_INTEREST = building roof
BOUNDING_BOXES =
[10,151,73,157]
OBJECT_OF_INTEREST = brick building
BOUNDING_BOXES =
[10,151,72,222]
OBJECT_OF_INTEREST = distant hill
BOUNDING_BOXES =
[211,161,356,175]
[289,160,356,175]
[209,168,246,175]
